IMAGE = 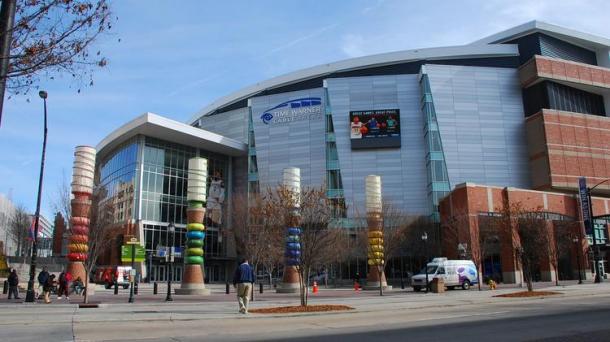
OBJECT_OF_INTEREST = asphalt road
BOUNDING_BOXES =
[1,283,610,341]
[275,306,610,342]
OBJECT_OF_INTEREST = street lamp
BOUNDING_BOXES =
[587,178,609,283]
[166,222,175,301]
[25,90,48,303]
[573,236,583,284]
[422,232,429,293]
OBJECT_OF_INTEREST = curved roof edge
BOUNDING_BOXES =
[472,20,610,49]
[187,43,518,125]
[97,112,247,161]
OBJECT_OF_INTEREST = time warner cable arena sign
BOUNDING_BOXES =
[260,97,322,125]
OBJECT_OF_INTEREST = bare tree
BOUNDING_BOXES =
[7,0,114,96]
[231,192,283,282]
[82,185,114,303]
[10,205,31,257]
[260,185,340,306]
[50,169,71,223]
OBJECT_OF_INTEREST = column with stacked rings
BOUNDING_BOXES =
[176,157,211,295]
[365,175,390,290]
[276,167,301,293]
[67,146,96,283]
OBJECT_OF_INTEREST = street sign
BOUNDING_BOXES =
[127,237,139,245]
[578,177,592,234]
[121,244,146,262]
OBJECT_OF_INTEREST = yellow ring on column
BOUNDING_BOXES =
[186,248,204,256]
[186,223,205,231]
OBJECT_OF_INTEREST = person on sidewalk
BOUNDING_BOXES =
[43,274,56,304]
[57,270,72,300]
[7,269,20,299]
[37,266,49,299]
[232,259,255,314]
[72,277,84,295]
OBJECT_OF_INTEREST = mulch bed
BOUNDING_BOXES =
[249,304,354,314]
[494,291,562,298]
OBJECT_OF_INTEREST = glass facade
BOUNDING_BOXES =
[324,88,346,218]
[420,72,450,221]
[98,138,139,224]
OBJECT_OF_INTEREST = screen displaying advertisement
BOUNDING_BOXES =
[349,109,401,149]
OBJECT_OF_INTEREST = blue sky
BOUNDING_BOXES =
[0,0,609,219]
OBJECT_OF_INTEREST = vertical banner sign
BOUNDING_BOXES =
[578,177,592,235]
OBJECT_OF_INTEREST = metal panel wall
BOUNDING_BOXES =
[250,88,326,190]
[326,75,429,217]
[197,107,248,144]
[425,64,531,189]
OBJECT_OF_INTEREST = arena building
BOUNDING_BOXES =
[96,21,610,283]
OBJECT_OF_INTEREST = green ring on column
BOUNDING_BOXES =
[187,248,204,256]
[186,223,205,231]
[186,256,204,264]
[188,200,205,208]
[187,239,204,248]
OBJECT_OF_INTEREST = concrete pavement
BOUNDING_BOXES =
[1,282,609,341]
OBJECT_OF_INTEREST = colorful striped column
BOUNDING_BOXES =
[276,167,301,293]
[67,146,96,282]
[365,175,388,290]
[176,157,211,295]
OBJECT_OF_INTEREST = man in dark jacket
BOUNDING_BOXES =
[7,269,20,299]
[37,267,49,299]
[233,259,255,314]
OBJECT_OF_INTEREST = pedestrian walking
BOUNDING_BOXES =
[37,266,50,299]
[57,270,72,300]
[7,269,20,299]
[43,274,56,304]
[232,259,255,314]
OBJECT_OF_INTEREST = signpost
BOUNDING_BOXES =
[124,239,143,303]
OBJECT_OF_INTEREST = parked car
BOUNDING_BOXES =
[411,258,478,291]
[95,266,132,289]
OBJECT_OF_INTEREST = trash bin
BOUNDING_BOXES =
[431,278,445,293]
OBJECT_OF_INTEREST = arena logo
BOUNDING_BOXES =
[260,97,322,125]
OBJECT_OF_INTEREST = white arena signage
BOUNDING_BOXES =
[260,97,322,125]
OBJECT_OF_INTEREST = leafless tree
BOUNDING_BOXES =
[9,205,31,257]
[82,185,115,303]
[260,185,340,306]
[7,0,114,96]
[231,192,283,282]
[50,169,71,223]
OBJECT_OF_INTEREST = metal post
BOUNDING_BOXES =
[153,282,158,295]
[2,280,7,294]
[587,188,603,283]
[425,240,429,293]
[574,238,583,284]
[25,92,48,303]
[166,223,175,302]
[114,280,118,295]
[0,0,16,127]
[225,282,229,294]
[259,282,263,294]
[129,244,135,303]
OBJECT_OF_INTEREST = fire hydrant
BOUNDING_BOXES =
[488,279,497,290]
[312,281,319,294]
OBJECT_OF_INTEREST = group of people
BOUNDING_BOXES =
[6,267,85,303]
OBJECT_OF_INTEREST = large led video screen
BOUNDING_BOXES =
[349,109,401,149]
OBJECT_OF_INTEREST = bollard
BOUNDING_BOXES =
[251,283,255,302]
[259,282,263,294]
[114,281,118,295]
[401,279,405,290]
[225,282,230,294]
[134,281,139,295]
[153,282,158,295]
[3,280,7,294]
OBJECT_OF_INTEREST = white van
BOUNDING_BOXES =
[411,258,478,291]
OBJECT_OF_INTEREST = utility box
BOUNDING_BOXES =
[431,278,445,293]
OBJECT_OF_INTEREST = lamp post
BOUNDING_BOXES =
[422,232,429,293]
[166,223,175,301]
[573,236,583,284]
[587,178,609,283]
[25,90,48,303]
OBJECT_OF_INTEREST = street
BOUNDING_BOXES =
[1,282,609,341]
